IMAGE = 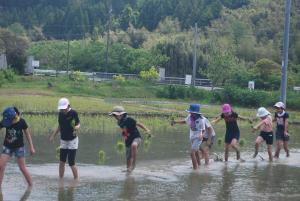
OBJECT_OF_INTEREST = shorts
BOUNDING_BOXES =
[190,137,201,151]
[2,146,25,158]
[276,128,289,141]
[60,137,79,149]
[60,149,77,166]
[126,138,142,161]
[60,137,78,166]
[225,131,240,144]
[260,131,273,145]
[201,136,215,149]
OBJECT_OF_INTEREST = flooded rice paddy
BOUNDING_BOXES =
[1,123,300,201]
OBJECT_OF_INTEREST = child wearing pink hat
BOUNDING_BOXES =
[212,104,252,162]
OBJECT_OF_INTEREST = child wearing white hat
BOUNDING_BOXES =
[252,107,273,162]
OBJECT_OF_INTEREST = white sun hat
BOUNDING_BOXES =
[256,107,271,117]
[274,102,285,109]
[109,106,127,116]
[58,98,70,110]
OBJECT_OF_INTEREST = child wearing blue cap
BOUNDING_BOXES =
[0,107,35,187]
[171,104,204,169]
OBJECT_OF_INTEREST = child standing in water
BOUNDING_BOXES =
[171,104,203,169]
[49,98,80,179]
[212,104,251,162]
[0,107,35,187]
[273,102,290,158]
[199,116,216,165]
[252,107,273,162]
[110,106,150,173]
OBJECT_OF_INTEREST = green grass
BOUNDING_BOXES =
[1,75,300,136]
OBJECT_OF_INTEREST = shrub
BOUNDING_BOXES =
[113,74,126,82]
[3,69,16,82]
[140,66,159,81]
[69,71,86,83]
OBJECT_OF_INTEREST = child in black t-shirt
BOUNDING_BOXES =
[109,106,150,173]
[273,102,290,158]
[212,104,252,162]
[49,98,80,179]
[0,107,35,187]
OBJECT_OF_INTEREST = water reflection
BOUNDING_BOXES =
[0,186,32,201]
[217,164,239,201]
[118,176,137,200]
[57,179,78,201]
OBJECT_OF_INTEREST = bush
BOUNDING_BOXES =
[0,73,4,87]
[139,66,159,81]
[212,86,278,107]
[156,85,212,101]
[113,74,126,82]
[69,71,86,83]
[3,68,16,82]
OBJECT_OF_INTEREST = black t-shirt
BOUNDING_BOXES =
[275,112,289,130]
[58,109,80,141]
[221,112,240,134]
[0,118,28,149]
[118,116,141,147]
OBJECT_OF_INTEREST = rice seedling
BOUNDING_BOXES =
[116,141,125,155]
[98,150,106,164]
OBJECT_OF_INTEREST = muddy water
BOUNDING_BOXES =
[1,124,300,201]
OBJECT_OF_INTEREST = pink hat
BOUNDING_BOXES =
[222,104,232,113]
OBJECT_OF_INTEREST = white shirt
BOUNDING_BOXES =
[202,117,216,138]
[185,114,204,140]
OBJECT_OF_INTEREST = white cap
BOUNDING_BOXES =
[109,106,127,116]
[256,107,271,117]
[274,102,285,109]
[58,98,70,110]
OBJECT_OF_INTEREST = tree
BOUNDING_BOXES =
[0,28,29,73]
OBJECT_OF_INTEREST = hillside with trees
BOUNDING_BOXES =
[0,0,300,90]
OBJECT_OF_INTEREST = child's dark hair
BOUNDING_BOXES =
[13,107,20,115]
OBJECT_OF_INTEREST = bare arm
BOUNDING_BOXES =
[211,116,221,125]
[252,121,264,132]
[238,115,253,123]
[284,119,289,136]
[49,126,60,143]
[137,122,150,133]
[24,128,35,155]
[171,119,186,126]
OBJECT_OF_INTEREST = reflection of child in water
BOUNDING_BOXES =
[171,104,203,169]
[0,107,35,187]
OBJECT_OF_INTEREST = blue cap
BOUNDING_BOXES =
[186,104,201,114]
[1,107,17,127]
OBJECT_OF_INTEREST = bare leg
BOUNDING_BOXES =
[59,161,65,179]
[70,165,78,179]
[230,139,240,160]
[0,155,10,187]
[128,142,138,172]
[196,150,201,166]
[224,144,229,162]
[254,136,263,158]
[190,151,199,169]
[203,146,210,165]
[283,141,289,157]
[274,140,282,158]
[267,145,273,162]
[17,157,33,186]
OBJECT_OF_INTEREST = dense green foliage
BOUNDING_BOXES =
[0,0,249,39]
[1,0,300,94]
